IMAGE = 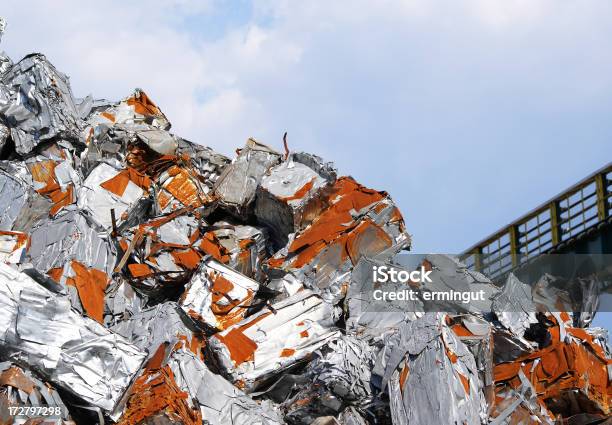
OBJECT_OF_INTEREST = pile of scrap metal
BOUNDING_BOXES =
[0,19,609,425]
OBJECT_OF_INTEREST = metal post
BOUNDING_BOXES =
[595,173,609,221]
[549,201,561,246]
[509,226,519,267]
[473,247,482,272]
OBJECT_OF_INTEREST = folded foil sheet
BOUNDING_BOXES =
[255,154,334,246]
[0,21,608,424]
[214,138,281,217]
[0,54,86,155]
[179,258,260,331]
[0,263,146,413]
[208,289,341,391]
[375,313,485,425]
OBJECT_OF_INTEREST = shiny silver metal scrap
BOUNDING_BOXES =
[179,258,260,332]
[255,153,334,246]
[491,273,540,358]
[111,302,196,359]
[0,263,146,413]
[376,313,484,425]
[0,18,608,423]
[345,257,423,340]
[307,335,375,404]
[28,209,116,277]
[266,176,411,304]
[205,220,268,280]
[208,289,341,392]
[0,164,32,231]
[282,334,377,423]
[0,54,87,154]
[214,138,281,217]
[103,277,147,328]
[77,162,147,231]
[168,347,284,425]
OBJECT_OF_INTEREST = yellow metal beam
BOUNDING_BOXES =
[549,201,561,246]
[595,173,608,221]
[509,226,519,267]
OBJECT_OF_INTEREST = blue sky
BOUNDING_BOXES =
[2,0,611,329]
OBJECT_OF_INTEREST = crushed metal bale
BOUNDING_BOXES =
[0,19,609,425]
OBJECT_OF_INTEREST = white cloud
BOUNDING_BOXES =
[1,0,611,253]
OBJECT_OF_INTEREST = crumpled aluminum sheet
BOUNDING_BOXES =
[0,163,34,231]
[208,289,341,392]
[214,138,281,217]
[255,154,333,247]
[83,88,170,147]
[28,209,115,276]
[24,142,83,217]
[118,211,202,297]
[110,302,198,360]
[493,314,611,419]
[103,277,147,328]
[179,258,260,332]
[77,162,147,230]
[0,54,87,154]
[491,273,541,362]
[489,368,555,425]
[156,164,214,212]
[115,343,203,424]
[282,335,377,424]
[345,257,423,340]
[176,137,230,184]
[168,346,284,425]
[446,314,495,408]
[0,361,74,425]
[416,254,499,313]
[202,220,268,281]
[0,263,146,413]
[307,335,375,404]
[375,313,485,425]
[28,208,115,323]
[266,176,411,304]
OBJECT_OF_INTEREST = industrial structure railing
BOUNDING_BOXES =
[461,162,612,280]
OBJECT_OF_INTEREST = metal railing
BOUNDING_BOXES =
[460,162,612,280]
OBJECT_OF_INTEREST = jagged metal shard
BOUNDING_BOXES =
[0,18,609,425]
